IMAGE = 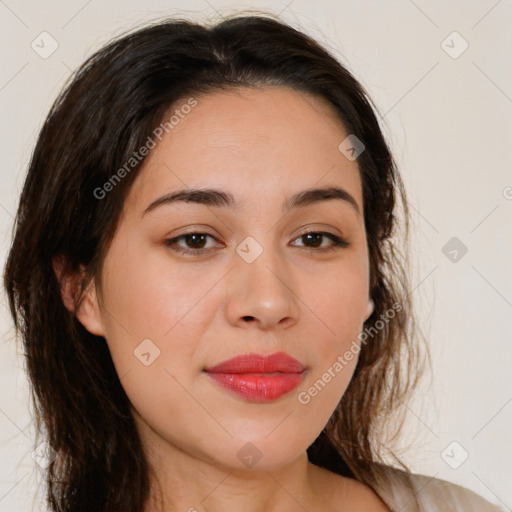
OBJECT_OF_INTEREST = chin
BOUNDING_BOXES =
[215,437,307,472]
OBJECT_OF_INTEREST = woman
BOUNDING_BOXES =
[2,12,503,512]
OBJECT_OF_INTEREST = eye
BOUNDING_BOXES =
[291,230,349,252]
[164,232,221,256]
[164,230,349,257]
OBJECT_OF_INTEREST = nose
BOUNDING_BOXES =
[224,239,300,330]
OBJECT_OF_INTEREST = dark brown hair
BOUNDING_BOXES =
[3,11,427,512]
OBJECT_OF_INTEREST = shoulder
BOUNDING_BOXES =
[370,463,504,512]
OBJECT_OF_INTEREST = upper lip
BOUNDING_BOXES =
[204,352,305,374]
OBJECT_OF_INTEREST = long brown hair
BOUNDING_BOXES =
[3,11,427,512]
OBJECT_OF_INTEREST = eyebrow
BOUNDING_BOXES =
[141,185,361,218]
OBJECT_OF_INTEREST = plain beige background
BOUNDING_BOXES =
[1,1,511,511]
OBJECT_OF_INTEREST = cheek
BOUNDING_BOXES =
[98,243,228,411]
[294,257,368,407]
[100,242,214,342]
[97,247,214,445]
[299,256,369,345]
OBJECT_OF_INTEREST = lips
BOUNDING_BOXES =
[203,352,306,402]
[204,352,305,374]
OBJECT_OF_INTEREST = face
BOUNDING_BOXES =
[77,86,373,471]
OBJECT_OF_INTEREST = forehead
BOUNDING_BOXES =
[125,86,363,216]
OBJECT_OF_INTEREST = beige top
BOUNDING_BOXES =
[372,465,505,512]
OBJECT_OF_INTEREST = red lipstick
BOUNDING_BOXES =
[204,352,305,402]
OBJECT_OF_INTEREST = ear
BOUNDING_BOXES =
[364,298,375,322]
[52,254,106,337]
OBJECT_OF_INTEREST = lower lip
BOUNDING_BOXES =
[204,372,304,402]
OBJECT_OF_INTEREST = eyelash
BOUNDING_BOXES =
[164,230,349,256]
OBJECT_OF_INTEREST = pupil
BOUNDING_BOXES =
[305,233,321,247]
[188,234,206,249]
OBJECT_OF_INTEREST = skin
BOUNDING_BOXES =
[56,86,389,511]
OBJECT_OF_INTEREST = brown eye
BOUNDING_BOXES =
[291,231,349,252]
[165,232,220,255]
